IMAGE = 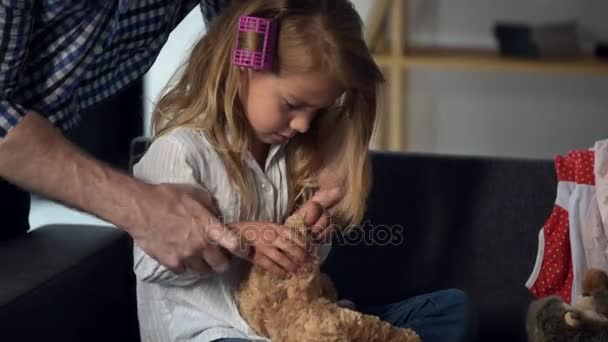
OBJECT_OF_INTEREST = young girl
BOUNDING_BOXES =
[133,1,474,341]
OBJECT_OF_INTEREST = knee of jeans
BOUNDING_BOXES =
[443,289,473,315]
[436,288,466,305]
[438,289,477,336]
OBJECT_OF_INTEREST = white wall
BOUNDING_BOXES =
[143,1,608,159]
[400,0,608,159]
[143,9,206,136]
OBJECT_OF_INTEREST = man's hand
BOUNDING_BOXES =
[298,186,344,243]
[131,183,250,274]
[0,112,250,275]
[230,221,311,277]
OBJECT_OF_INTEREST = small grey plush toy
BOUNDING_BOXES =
[526,269,608,342]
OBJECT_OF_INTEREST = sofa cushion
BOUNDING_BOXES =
[0,224,139,341]
[0,178,31,241]
[323,151,557,342]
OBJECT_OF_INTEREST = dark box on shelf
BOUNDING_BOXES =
[596,42,608,59]
[493,21,581,59]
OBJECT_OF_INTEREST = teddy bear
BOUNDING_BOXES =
[234,213,421,342]
[525,268,608,342]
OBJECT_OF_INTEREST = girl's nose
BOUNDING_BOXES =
[290,112,314,134]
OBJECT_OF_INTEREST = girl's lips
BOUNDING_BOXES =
[272,133,289,142]
[275,133,293,141]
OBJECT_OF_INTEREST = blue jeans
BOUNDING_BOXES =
[358,289,475,342]
[214,288,475,342]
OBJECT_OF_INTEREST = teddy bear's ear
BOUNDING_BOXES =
[565,307,608,328]
[582,269,608,294]
[564,311,582,328]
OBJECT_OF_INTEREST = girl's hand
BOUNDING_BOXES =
[231,221,311,277]
[299,186,344,243]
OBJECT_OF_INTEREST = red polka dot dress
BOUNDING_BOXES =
[525,150,595,304]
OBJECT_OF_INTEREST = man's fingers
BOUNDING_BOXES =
[310,213,330,236]
[302,201,324,227]
[311,186,343,211]
[158,252,185,274]
[205,221,250,259]
[166,264,185,274]
[313,222,336,244]
[190,187,220,216]
[185,257,212,274]
[201,245,231,273]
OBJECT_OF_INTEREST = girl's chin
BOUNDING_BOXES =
[265,133,289,144]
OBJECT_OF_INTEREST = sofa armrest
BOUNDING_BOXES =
[0,224,139,341]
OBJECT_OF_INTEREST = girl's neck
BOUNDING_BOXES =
[250,138,270,170]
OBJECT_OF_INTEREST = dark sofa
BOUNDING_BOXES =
[0,151,557,341]
[323,152,556,342]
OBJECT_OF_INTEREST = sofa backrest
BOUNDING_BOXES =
[322,151,557,341]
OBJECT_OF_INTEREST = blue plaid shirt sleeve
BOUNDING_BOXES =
[199,0,233,27]
[0,0,233,141]
[0,2,35,138]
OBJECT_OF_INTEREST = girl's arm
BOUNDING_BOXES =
[134,244,213,285]
[131,133,234,285]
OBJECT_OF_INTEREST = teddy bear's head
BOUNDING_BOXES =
[526,269,608,342]
[564,268,608,328]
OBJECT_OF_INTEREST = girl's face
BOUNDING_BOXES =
[240,69,344,145]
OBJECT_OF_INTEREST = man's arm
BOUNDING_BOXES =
[0,111,249,272]
[0,1,249,273]
[0,3,142,226]
[0,112,144,234]
[0,2,34,137]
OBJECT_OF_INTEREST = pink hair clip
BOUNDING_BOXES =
[233,16,277,70]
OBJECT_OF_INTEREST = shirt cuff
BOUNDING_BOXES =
[0,100,27,139]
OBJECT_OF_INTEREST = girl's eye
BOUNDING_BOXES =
[284,99,299,110]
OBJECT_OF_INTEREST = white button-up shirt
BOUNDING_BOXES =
[132,127,331,342]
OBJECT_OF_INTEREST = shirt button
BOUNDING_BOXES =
[261,183,271,192]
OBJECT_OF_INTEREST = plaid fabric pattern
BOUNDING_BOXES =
[0,0,232,139]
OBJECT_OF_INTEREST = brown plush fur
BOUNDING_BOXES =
[526,296,608,342]
[583,269,608,296]
[526,269,608,342]
[235,214,421,342]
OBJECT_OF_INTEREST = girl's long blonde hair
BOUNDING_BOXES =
[153,0,384,228]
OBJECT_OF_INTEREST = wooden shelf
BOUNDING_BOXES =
[373,49,608,75]
[364,0,608,152]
